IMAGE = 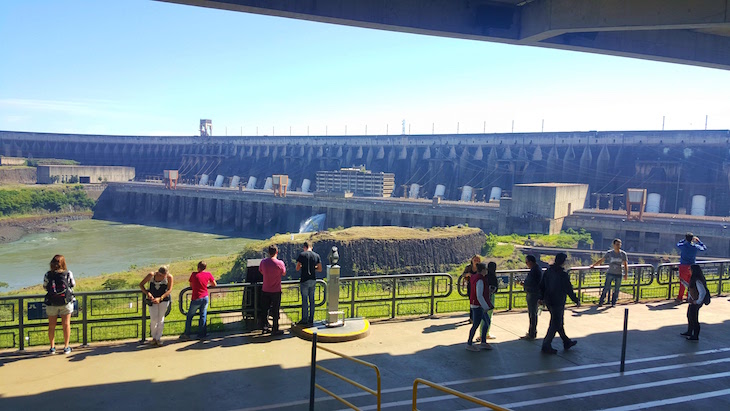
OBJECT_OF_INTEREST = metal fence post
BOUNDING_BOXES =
[717,263,724,296]
[634,267,641,303]
[18,297,24,351]
[620,308,629,373]
[310,332,318,411]
[430,276,436,316]
[82,295,88,346]
[351,279,356,318]
[508,273,514,311]
[141,299,147,342]
[577,271,583,302]
[391,278,396,319]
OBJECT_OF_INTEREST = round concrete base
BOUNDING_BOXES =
[291,318,370,343]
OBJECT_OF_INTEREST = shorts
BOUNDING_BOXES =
[46,302,74,317]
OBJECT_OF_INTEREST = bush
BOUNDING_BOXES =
[0,187,95,216]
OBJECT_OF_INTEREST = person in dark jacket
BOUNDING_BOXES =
[521,255,543,340]
[538,253,581,354]
[682,264,709,341]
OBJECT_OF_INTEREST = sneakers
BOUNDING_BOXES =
[687,336,699,342]
[156,340,164,347]
[541,347,558,355]
[271,330,284,336]
[48,347,56,355]
[63,346,72,355]
[680,331,692,337]
[520,333,536,341]
[465,343,480,352]
[479,342,493,350]
[487,334,496,340]
[564,340,578,351]
[178,334,190,341]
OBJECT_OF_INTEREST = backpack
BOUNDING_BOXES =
[45,271,73,306]
[703,286,711,305]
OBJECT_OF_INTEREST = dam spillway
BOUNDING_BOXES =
[4,129,730,216]
[95,182,501,236]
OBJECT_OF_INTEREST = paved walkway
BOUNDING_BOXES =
[2,298,730,410]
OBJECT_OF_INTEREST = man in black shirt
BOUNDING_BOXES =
[521,255,543,340]
[296,241,322,326]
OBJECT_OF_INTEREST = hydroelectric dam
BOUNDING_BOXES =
[4,129,730,217]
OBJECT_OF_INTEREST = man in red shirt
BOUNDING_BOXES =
[258,245,287,335]
[181,261,217,340]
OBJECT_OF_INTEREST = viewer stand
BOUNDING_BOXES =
[326,264,344,328]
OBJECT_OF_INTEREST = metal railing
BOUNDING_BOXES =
[0,289,167,350]
[339,273,453,319]
[458,264,656,309]
[656,260,730,299]
[412,378,510,411]
[310,333,381,411]
[177,279,328,327]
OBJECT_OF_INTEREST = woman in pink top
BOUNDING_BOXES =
[180,261,217,340]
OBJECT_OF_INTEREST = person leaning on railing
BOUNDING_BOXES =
[140,266,174,347]
[180,261,217,340]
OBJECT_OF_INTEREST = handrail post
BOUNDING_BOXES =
[507,273,514,311]
[430,276,435,317]
[141,297,147,342]
[310,332,317,411]
[391,277,396,319]
[351,278,356,318]
[577,271,583,303]
[82,295,88,346]
[634,267,640,303]
[18,297,24,352]
[717,263,725,295]
[253,284,259,325]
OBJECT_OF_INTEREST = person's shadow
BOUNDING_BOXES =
[648,301,682,311]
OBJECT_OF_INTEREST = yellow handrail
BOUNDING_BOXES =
[315,343,381,410]
[412,378,511,411]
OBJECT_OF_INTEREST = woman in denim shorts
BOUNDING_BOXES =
[44,255,76,355]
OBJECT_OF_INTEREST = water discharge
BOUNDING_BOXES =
[298,213,326,233]
[0,219,256,291]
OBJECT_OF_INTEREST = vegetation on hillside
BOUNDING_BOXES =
[25,158,79,167]
[0,185,95,216]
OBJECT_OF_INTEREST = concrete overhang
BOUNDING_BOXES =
[157,0,730,70]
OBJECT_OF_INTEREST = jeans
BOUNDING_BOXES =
[542,304,571,350]
[300,280,316,324]
[526,292,539,337]
[260,291,282,331]
[149,301,169,341]
[184,296,209,337]
[468,307,490,344]
[479,293,496,336]
[599,274,622,305]
[677,265,691,300]
[687,303,702,338]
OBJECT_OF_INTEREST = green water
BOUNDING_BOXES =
[0,219,256,291]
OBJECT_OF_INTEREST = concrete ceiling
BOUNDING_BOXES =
[158,0,730,70]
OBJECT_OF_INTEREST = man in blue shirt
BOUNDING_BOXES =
[675,232,707,302]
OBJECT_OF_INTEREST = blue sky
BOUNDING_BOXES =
[1,0,729,136]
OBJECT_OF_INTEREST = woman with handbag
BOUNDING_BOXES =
[140,266,174,346]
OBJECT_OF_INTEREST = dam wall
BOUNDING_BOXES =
[5,129,730,216]
[94,182,501,236]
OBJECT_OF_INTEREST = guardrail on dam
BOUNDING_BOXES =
[94,182,501,235]
[4,129,730,216]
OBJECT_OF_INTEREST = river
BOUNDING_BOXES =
[0,219,257,291]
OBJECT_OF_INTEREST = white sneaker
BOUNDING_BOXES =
[479,342,493,350]
[465,344,480,352]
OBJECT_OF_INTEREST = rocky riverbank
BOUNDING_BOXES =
[0,212,93,244]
